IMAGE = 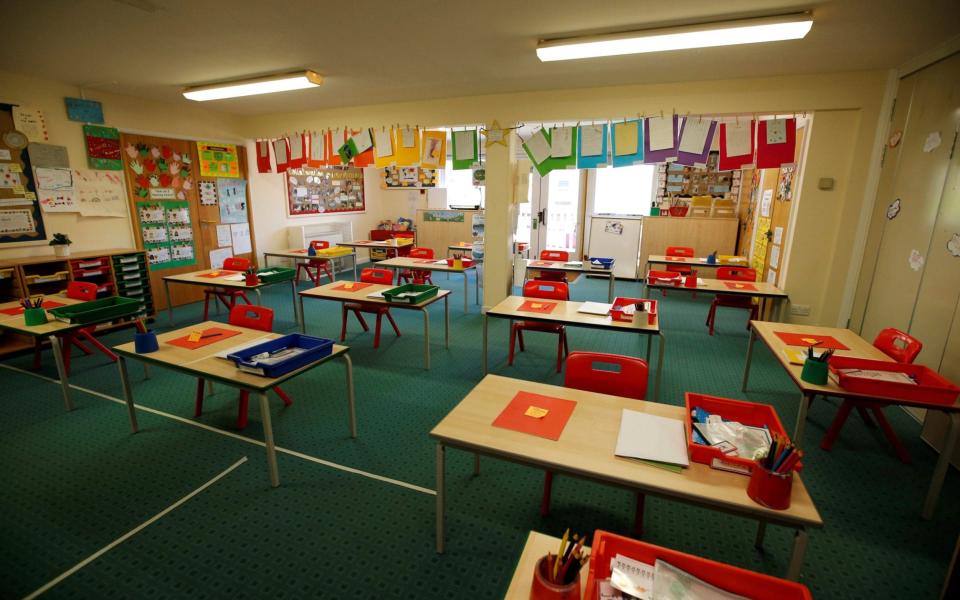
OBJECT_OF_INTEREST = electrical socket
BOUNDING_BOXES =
[790,304,811,316]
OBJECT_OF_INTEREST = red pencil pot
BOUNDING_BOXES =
[530,555,580,600]
[747,463,793,510]
[684,274,697,288]
[245,272,259,286]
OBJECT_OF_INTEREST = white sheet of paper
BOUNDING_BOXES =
[310,132,326,161]
[289,135,304,161]
[615,409,689,466]
[35,167,74,191]
[38,189,78,212]
[725,122,752,156]
[273,139,288,164]
[222,274,246,282]
[524,130,551,164]
[216,224,232,247]
[352,129,373,154]
[209,247,233,269]
[613,121,638,156]
[578,301,613,315]
[678,119,713,154]
[453,130,476,162]
[765,119,787,144]
[773,226,784,245]
[400,127,416,148]
[761,189,773,217]
[230,223,251,254]
[770,245,780,269]
[73,169,127,217]
[767,268,777,284]
[647,116,674,151]
[374,129,394,159]
[580,124,604,156]
[550,126,573,158]
[366,291,385,299]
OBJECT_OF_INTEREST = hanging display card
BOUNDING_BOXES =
[550,126,573,158]
[287,134,306,168]
[644,115,678,163]
[83,125,122,170]
[576,124,608,169]
[718,121,755,171]
[273,138,289,173]
[756,118,796,169]
[217,178,248,224]
[308,131,326,167]
[611,120,644,167]
[374,128,395,164]
[395,127,420,166]
[676,118,717,166]
[286,166,365,215]
[12,106,48,142]
[451,129,477,170]
[522,129,551,166]
[420,130,447,169]
[197,142,240,178]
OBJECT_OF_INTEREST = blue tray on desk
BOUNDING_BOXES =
[227,334,334,377]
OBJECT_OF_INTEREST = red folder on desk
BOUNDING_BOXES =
[196,270,240,279]
[492,392,577,441]
[774,331,849,351]
[723,282,757,291]
[517,300,557,314]
[332,282,372,292]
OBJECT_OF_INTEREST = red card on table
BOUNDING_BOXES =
[774,331,849,351]
[492,391,577,441]
[333,282,372,292]
[0,300,66,315]
[518,300,557,314]
[196,270,240,279]
[167,327,242,350]
[666,256,686,261]
[723,282,757,291]
[531,261,556,267]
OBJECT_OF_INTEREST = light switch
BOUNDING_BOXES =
[818,177,834,190]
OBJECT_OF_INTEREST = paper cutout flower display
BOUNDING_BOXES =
[948,233,960,258]
[125,143,137,159]
[148,174,159,187]
[159,173,173,187]
[909,249,925,272]
[143,158,156,173]
[135,175,150,188]
[161,146,173,159]
[169,161,181,175]
[137,143,148,157]
[150,146,161,158]
[130,160,144,175]
[886,198,901,220]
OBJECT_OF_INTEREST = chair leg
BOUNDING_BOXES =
[352,309,369,331]
[517,328,525,351]
[556,332,564,373]
[202,293,211,320]
[322,263,334,283]
[70,337,93,355]
[32,338,42,370]
[194,379,205,417]
[63,334,73,376]
[633,493,646,538]
[373,312,383,348]
[238,292,252,306]
[870,406,912,464]
[856,406,877,428]
[508,324,518,366]
[540,471,554,516]
[77,330,118,362]
[237,391,250,430]
[707,304,717,336]
[385,311,401,336]
[273,386,293,406]
[821,400,856,450]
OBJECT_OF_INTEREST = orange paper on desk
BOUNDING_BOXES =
[492,392,576,440]
[196,270,240,279]
[723,282,757,291]
[0,300,65,315]
[167,327,242,350]
[333,282,372,292]
[517,300,557,314]
[774,331,849,351]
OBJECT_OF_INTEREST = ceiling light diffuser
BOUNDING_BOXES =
[183,70,323,101]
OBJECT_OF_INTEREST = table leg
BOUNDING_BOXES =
[608,272,615,303]
[475,268,480,305]
[48,334,73,411]
[473,453,480,475]
[352,252,358,281]
[264,254,271,268]
[259,391,280,487]
[654,333,665,402]
[922,411,960,519]
[255,288,262,306]
[207,381,214,396]
[164,280,173,326]
[463,272,468,314]
[785,529,808,582]
[290,280,300,327]
[646,335,652,362]
[482,313,489,375]
[422,307,431,370]
[742,327,757,392]
[754,521,767,548]
[117,356,139,433]
[299,296,306,334]
[444,294,449,349]
[343,354,356,438]
[436,443,446,554]
[778,297,788,322]
[793,392,812,446]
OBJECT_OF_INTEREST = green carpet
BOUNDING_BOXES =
[0,268,956,599]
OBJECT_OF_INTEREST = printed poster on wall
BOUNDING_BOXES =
[140,200,196,270]
[286,166,364,216]
[217,178,247,224]
[197,142,240,178]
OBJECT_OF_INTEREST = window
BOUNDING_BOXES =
[442,166,485,208]
[589,165,657,216]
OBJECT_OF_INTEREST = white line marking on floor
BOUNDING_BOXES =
[0,363,436,496]
[22,457,248,600]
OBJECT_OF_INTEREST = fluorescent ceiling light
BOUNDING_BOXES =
[183,70,323,101]
[537,13,812,62]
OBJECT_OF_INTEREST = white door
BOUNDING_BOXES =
[516,168,584,258]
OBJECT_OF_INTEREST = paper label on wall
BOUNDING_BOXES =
[171,244,194,261]
[760,189,773,217]
[767,268,777,284]
[580,124,604,156]
[647,116,674,151]
[149,187,176,200]
[216,224,232,247]
[27,143,69,168]
[351,129,373,154]
[209,247,233,269]
[169,225,193,242]
[773,226,784,245]
[613,121,638,156]
[550,126,573,158]
[12,106,48,142]
[198,180,218,206]
[725,122,752,156]
[0,209,36,235]
[0,149,9,160]
[374,129,394,159]
[35,167,74,191]
[142,225,168,243]
[230,223,251,254]
[769,244,780,269]
[765,119,787,144]
[678,118,712,154]
[524,129,551,164]
[400,127,416,148]
[38,189,78,213]
[453,130,476,161]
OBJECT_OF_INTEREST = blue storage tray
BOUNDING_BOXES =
[589,257,615,270]
[227,334,334,378]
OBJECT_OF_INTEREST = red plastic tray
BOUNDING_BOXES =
[828,357,960,406]
[685,392,801,474]
[584,530,811,600]
[610,297,656,324]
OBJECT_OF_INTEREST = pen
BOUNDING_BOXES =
[200,332,222,339]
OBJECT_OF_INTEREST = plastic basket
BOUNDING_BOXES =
[610,297,655,324]
[828,357,960,405]
[313,246,353,258]
[227,334,334,377]
[685,392,800,475]
[382,284,439,304]
[255,267,295,283]
[588,257,615,270]
[445,257,475,268]
[48,296,142,324]
[669,206,689,217]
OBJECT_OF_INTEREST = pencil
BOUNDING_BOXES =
[553,528,569,581]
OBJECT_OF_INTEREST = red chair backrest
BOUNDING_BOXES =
[522,280,569,300]
[564,351,649,400]
[540,250,570,261]
[67,281,98,301]
[310,240,330,250]
[409,247,434,259]
[229,305,274,332]
[716,266,756,282]
[666,246,694,258]
[360,268,394,285]
[223,257,251,271]
[873,328,922,364]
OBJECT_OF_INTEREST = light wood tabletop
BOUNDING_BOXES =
[647,276,787,298]
[431,375,821,579]
[376,256,479,313]
[337,238,413,248]
[160,268,300,327]
[504,531,590,599]
[524,259,616,302]
[0,295,84,336]
[262,248,359,281]
[647,254,748,267]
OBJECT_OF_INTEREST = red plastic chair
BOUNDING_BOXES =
[194,305,292,430]
[664,246,697,297]
[820,328,921,463]
[534,249,570,282]
[705,266,758,335]
[341,268,401,348]
[203,256,252,320]
[542,352,650,536]
[509,280,569,373]
[295,240,335,287]
[399,247,435,285]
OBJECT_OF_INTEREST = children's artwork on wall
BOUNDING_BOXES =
[382,166,439,189]
[308,131,327,167]
[611,120,644,167]
[886,198,901,220]
[394,127,420,166]
[0,104,47,245]
[644,115,679,163]
[420,168,438,188]
[576,124,608,169]
[141,200,196,269]
[73,169,126,217]
[256,140,272,173]
[718,120,755,170]
[286,166,364,216]
[908,249,924,271]
[65,97,104,124]
[84,125,122,170]
[28,143,69,168]
[217,178,247,224]
[676,118,717,166]
[472,166,485,187]
[197,142,240,178]
[776,164,796,201]
[947,233,960,258]
[420,130,447,169]
[423,210,464,222]
[373,127,395,167]
[198,180,218,205]
[452,129,478,170]
[756,118,796,169]
[12,106,48,142]
[287,134,306,169]
[273,137,289,173]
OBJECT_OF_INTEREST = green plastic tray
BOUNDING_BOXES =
[382,284,439,304]
[48,296,142,324]
[255,267,296,283]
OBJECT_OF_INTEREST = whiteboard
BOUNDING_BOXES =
[587,216,642,279]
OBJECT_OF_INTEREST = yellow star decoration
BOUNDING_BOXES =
[484,120,508,148]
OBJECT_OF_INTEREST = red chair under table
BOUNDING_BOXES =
[509,280,569,373]
[340,268,401,348]
[705,266,759,336]
[664,246,697,298]
[203,256,253,320]
[534,250,570,282]
[541,351,650,536]
[819,328,921,463]
[194,305,292,430]
[295,240,335,287]
[399,247,435,285]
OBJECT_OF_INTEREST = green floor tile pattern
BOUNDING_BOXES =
[1,269,957,598]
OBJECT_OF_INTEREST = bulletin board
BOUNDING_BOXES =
[286,166,365,216]
[0,104,46,245]
[382,166,438,189]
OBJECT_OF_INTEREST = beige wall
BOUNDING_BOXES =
[0,70,244,259]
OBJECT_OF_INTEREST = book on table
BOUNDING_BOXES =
[615,409,689,467]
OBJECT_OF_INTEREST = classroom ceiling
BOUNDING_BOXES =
[2,0,958,116]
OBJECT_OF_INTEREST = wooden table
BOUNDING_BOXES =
[376,256,478,313]
[0,295,146,411]
[113,321,355,487]
[483,295,665,401]
[447,242,474,257]
[646,254,748,273]
[299,282,450,369]
[262,248,359,281]
[743,320,960,519]
[431,375,823,581]
[525,259,616,302]
[337,238,413,260]
[504,531,590,599]
[162,269,300,327]
[646,276,789,322]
